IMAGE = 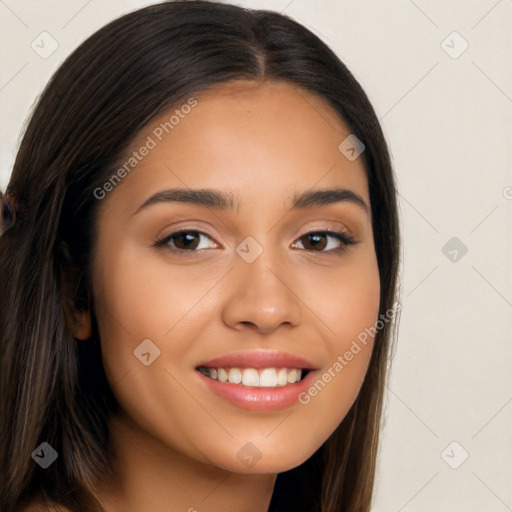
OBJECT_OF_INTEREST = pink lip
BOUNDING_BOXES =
[196,350,316,370]
[196,368,317,411]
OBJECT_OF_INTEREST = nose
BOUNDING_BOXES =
[221,249,302,335]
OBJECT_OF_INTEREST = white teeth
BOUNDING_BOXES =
[287,369,300,384]
[200,366,304,387]
[259,368,278,387]
[241,368,259,386]
[228,368,242,384]
[277,368,288,386]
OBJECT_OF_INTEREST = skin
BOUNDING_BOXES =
[74,80,380,512]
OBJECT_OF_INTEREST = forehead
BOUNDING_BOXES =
[107,80,369,214]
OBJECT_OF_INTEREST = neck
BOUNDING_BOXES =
[96,411,276,512]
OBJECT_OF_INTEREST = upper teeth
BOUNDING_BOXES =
[199,367,303,387]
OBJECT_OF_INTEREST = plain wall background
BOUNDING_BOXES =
[1,1,511,510]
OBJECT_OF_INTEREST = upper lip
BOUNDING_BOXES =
[196,350,317,370]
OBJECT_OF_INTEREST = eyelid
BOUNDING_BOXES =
[294,220,354,240]
[154,220,353,243]
[154,223,357,258]
[153,228,219,254]
[154,223,219,244]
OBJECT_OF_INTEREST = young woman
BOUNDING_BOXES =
[0,2,400,511]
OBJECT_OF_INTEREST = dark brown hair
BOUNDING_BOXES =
[0,2,400,511]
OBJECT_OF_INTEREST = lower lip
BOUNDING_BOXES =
[196,369,317,411]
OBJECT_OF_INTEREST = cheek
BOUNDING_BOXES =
[95,245,211,342]
[92,247,216,449]
[299,251,380,434]
[93,244,225,399]
[92,245,182,382]
[315,247,381,346]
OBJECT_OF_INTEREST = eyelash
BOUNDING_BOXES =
[153,229,356,256]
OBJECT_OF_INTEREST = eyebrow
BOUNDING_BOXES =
[132,187,369,216]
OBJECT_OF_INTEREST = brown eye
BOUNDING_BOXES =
[293,231,356,254]
[154,230,217,252]
[171,231,201,250]
[301,233,328,251]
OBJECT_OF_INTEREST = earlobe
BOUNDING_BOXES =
[73,309,92,340]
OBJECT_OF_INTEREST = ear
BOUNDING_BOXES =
[73,309,92,340]
[57,241,93,340]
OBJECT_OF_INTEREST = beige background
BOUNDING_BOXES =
[1,1,511,510]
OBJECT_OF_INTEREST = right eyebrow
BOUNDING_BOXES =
[132,188,237,217]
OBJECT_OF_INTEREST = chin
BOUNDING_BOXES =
[205,441,319,475]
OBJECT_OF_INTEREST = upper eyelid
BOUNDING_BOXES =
[158,227,354,248]
[157,218,353,240]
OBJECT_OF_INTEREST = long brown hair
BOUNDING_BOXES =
[0,2,400,510]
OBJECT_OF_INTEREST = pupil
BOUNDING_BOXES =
[308,233,325,250]
[179,232,198,249]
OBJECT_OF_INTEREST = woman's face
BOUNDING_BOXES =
[90,80,380,474]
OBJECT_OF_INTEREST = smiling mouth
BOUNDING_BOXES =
[196,366,311,387]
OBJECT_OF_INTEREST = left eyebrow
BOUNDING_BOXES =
[291,188,369,214]
[132,186,369,217]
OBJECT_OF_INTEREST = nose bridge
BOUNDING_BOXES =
[237,238,289,301]
[221,237,302,332]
